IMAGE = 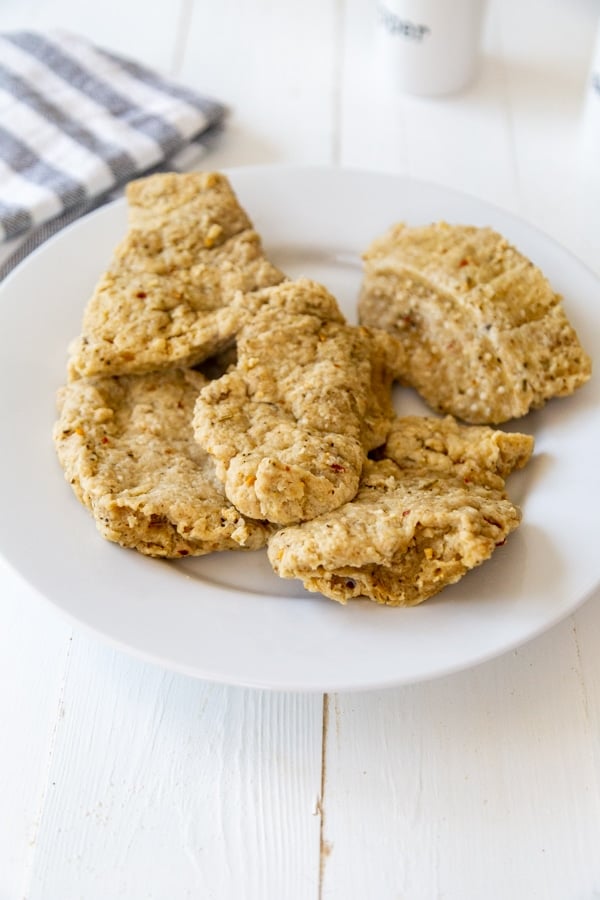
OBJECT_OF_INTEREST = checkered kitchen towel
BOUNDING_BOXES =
[0,30,225,276]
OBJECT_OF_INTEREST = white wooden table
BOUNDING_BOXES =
[1,1,600,897]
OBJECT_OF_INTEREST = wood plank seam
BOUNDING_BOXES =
[318,692,332,899]
[170,0,193,78]
[496,5,523,214]
[571,617,591,725]
[19,629,74,899]
[331,0,346,166]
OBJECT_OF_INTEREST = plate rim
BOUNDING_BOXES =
[0,163,598,692]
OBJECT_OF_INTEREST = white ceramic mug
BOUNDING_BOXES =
[375,0,487,96]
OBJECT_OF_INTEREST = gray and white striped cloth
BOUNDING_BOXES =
[0,30,225,275]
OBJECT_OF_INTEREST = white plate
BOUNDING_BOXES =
[0,165,598,692]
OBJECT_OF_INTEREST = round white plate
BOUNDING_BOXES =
[0,165,598,692]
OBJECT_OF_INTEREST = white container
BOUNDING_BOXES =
[375,0,487,96]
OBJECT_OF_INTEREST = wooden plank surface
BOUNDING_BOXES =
[179,0,341,168]
[0,0,185,72]
[321,616,600,900]
[0,561,72,900]
[23,636,323,900]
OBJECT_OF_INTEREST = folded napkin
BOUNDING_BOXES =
[0,30,225,275]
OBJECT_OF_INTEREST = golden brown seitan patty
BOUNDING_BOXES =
[267,415,534,606]
[193,278,402,525]
[358,221,591,424]
[67,171,284,379]
[383,414,534,490]
[53,369,272,557]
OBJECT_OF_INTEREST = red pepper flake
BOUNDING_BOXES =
[330,463,346,473]
[136,291,147,298]
[459,258,470,267]
[484,516,502,528]
[101,436,110,444]
[402,509,411,517]
[178,549,190,556]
